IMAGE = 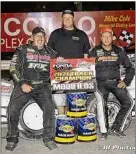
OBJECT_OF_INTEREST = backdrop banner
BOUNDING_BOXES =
[1,10,135,52]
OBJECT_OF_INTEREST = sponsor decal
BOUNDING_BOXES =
[96,49,104,56]
[26,52,50,61]
[98,56,118,61]
[1,85,13,94]
[71,98,86,107]
[72,36,80,40]
[53,62,73,71]
[111,52,118,57]
[59,125,74,133]
[27,48,35,53]
[11,55,17,62]
[83,123,95,130]
[28,63,48,71]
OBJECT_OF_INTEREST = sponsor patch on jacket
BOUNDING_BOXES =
[111,52,118,57]
[26,52,50,61]
[11,55,17,63]
[98,56,118,61]
[28,63,48,71]
[72,36,80,40]
[96,49,104,56]
[27,48,35,53]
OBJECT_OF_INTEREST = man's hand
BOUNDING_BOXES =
[21,83,33,93]
[117,80,126,89]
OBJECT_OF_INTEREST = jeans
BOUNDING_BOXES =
[6,82,55,143]
[97,79,134,132]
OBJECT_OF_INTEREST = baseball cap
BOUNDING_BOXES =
[62,10,74,17]
[32,27,46,35]
[100,27,113,35]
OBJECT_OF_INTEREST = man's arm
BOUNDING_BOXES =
[10,46,34,92]
[120,49,135,86]
[47,32,55,50]
[82,32,91,58]
[88,47,97,58]
[10,46,26,85]
[46,46,57,59]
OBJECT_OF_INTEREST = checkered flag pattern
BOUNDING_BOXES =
[119,30,134,44]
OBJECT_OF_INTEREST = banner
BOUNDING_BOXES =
[1,10,135,52]
[50,58,96,92]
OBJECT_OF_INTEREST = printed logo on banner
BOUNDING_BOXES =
[119,30,134,44]
[53,61,73,71]
[1,81,14,96]
[50,58,96,91]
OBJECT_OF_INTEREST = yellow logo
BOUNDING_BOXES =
[76,99,86,107]
[59,125,74,133]
[83,123,95,130]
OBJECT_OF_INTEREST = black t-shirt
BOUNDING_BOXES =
[47,27,91,59]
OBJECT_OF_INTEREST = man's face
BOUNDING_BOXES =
[62,14,74,29]
[100,32,113,46]
[32,32,46,49]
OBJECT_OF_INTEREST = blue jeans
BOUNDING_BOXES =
[6,82,55,143]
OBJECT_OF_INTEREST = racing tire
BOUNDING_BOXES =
[19,99,44,140]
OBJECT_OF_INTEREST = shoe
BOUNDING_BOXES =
[109,129,126,137]
[100,133,108,140]
[44,141,57,150]
[5,142,17,151]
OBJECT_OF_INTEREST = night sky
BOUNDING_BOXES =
[1,1,135,13]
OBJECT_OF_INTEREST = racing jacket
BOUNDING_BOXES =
[89,44,134,86]
[10,43,56,85]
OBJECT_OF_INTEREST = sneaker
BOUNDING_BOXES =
[109,129,126,137]
[44,141,57,150]
[100,133,108,140]
[5,142,17,151]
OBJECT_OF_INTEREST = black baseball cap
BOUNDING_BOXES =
[32,27,46,35]
[62,10,74,17]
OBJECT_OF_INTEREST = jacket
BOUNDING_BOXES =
[89,44,134,86]
[10,43,56,85]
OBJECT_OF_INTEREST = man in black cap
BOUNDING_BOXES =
[5,27,57,151]
[48,10,91,114]
[48,9,90,58]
